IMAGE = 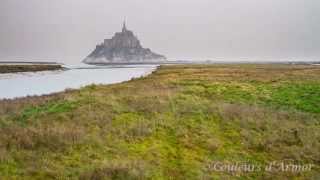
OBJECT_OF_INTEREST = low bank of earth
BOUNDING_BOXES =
[0,64,319,179]
[0,64,63,74]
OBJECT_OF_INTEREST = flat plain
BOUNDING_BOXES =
[0,64,319,179]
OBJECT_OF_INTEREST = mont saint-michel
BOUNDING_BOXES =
[83,22,166,64]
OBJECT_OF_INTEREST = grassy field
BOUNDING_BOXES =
[0,64,62,74]
[0,64,319,179]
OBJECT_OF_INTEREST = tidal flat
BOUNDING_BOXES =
[0,64,319,179]
[0,65,156,99]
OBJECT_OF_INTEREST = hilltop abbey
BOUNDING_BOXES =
[83,22,166,64]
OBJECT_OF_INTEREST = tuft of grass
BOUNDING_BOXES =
[267,83,320,113]
[18,101,78,122]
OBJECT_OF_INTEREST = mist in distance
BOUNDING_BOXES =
[0,0,319,63]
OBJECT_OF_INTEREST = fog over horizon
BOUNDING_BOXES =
[0,0,319,63]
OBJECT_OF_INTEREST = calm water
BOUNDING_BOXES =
[0,64,157,99]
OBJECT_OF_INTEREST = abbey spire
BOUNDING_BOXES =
[122,20,127,32]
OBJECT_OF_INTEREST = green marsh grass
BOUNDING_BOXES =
[0,64,319,179]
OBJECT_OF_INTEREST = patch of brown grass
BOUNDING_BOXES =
[80,160,148,180]
[0,121,86,151]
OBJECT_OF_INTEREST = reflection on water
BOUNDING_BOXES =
[0,65,157,99]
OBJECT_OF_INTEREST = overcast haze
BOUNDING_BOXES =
[0,0,319,63]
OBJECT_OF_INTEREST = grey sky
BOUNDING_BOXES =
[0,0,319,63]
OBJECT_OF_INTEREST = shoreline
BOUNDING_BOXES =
[0,64,64,74]
[0,63,318,102]
[1,63,319,101]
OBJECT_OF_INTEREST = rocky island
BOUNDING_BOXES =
[83,22,166,64]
